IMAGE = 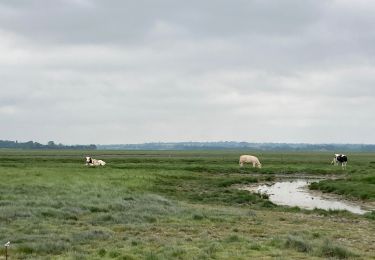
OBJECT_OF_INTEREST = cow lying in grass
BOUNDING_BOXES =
[239,155,262,168]
[85,156,106,166]
[331,154,347,169]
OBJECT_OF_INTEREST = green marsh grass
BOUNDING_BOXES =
[0,150,373,259]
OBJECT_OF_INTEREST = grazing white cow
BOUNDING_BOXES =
[85,156,106,166]
[331,154,347,169]
[239,155,262,168]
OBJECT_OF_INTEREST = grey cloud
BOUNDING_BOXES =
[1,0,375,144]
[0,0,323,44]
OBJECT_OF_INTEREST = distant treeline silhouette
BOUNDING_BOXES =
[2,140,374,151]
[0,140,96,150]
[98,142,375,152]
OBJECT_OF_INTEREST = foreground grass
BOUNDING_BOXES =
[0,150,374,259]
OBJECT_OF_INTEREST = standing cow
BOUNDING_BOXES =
[331,154,347,169]
[85,156,106,166]
[239,155,262,168]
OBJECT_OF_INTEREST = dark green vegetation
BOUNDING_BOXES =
[310,175,375,200]
[309,157,375,201]
[0,150,374,259]
[0,140,96,150]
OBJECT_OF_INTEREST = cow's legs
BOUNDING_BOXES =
[332,158,338,166]
[342,161,347,170]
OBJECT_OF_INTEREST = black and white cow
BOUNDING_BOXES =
[331,154,347,169]
[85,156,106,166]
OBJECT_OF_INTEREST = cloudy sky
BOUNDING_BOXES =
[1,0,374,144]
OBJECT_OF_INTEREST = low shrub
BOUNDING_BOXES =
[284,235,312,253]
[316,240,356,259]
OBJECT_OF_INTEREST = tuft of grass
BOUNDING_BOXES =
[109,250,121,258]
[364,210,375,220]
[200,242,221,259]
[278,232,357,259]
[120,255,137,260]
[249,243,262,251]
[73,230,112,244]
[131,240,140,246]
[145,252,160,260]
[225,234,241,243]
[316,240,356,259]
[192,214,205,220]
[17,241,69,255]
[98,248,106,256]
[284,235,312,253]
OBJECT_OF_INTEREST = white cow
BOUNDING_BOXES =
[85,156,106,166]
[239,155,262,168]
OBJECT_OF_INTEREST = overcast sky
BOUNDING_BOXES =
[1,0,374,144]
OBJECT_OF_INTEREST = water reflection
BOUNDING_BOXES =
[244,179,368,214]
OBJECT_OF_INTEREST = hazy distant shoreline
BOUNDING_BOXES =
[97,142,375,152]
[2,140,375,152]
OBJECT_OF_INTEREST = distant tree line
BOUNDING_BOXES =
[97,141,375,152]
[3,140,373,151]
[0,140,97,150]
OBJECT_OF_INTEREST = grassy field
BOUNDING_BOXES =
[0,150,374,259]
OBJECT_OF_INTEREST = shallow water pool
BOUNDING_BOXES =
[243,179,369,214]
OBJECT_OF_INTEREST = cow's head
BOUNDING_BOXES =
[85,156,92,163]
[257,162,262,168]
